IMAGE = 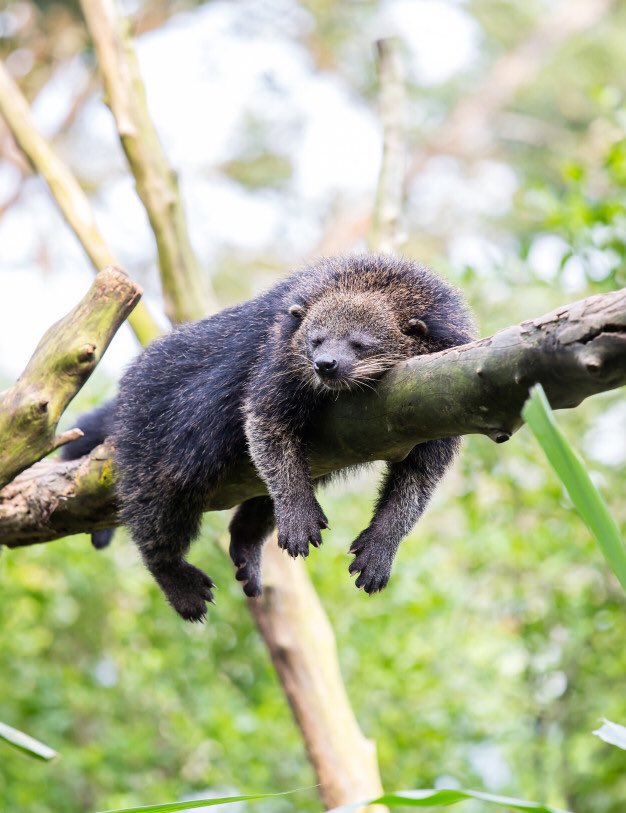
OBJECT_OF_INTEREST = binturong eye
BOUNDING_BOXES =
[288,304,305,319]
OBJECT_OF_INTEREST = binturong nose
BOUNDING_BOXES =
[314,356,339,377]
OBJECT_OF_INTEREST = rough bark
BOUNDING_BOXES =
[0,60,160,347]
[0,267,141,491]
[1,287,624,547]
[79,0,216,323]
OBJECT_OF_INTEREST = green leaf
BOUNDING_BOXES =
[0,720,58,761]
[593,718,626,750]
[522,384,626,593]
[327,788,570,812]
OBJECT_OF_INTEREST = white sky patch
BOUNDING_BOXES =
[383,0,480,85]
[448,232,504,274]
[0,161,22,206]
[410,157,517,235]
[0,265,140,378]
[293,79,381,199]
[527,234,569,281]
[584,401,626,467]
[31,57,91,138]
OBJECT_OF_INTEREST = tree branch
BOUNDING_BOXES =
[246,554,385,811]
[369,38,406,255]
[79,0,217,323]
[0,60,160,346]
[0,266,141,491]
[2,286,624,546]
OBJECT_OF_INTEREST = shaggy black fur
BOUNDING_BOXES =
[64,255,475,621]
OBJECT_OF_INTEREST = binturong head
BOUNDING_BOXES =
[288,290,416,392]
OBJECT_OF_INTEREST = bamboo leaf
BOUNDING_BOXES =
[522,384,626,593]
[0,720,58,761]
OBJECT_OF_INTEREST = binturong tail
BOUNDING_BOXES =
[60,400,117,550]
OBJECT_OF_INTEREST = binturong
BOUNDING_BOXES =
[65,255,475,622]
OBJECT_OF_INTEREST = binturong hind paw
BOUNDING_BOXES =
[151,560,216,622]
[91,529,115,550]
[348,529,394,594]
[229,538,263,598]
[275,499,328,559]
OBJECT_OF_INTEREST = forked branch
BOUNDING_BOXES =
[0,267,142,491]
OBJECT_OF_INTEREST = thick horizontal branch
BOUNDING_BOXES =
[0,267,142,491]
[1,287,625,547]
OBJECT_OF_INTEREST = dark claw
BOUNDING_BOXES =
[151,560,216,622]
[348,530,393,596]
[276,500,328,559]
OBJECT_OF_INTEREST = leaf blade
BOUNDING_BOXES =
[328,787,571,812]
[593,718,626,750]
[522,384,626,593]
[0,720,58,761]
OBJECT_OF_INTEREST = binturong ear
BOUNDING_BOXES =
[404,317,429,337]
[288,304,305,319]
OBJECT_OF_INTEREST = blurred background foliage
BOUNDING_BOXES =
[0,0,625,812]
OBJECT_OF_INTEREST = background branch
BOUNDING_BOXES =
[0,61,160,347]
[369,38,406,255]
[0,266,141,491]
[79,0,216,323]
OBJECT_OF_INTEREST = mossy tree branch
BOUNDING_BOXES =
[0,266,142,491]
[0,61,160,347]
[79,0,216,323]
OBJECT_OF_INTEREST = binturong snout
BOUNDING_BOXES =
[311,339,356,385]
[313,355,339,377]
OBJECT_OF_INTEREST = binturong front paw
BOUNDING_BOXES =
[275,499,328,558]
[151,560,216,622]
[348,529,394,594]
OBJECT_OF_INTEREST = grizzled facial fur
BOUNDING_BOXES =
[289,291,413,391]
